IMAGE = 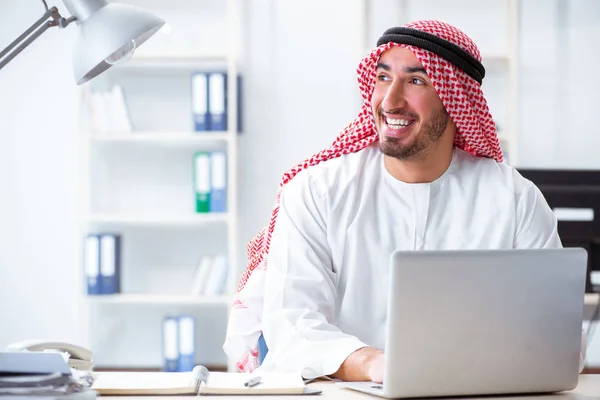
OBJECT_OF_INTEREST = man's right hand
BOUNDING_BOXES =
[332,347,385,383]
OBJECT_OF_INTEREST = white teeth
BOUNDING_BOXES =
[386,118,411,126]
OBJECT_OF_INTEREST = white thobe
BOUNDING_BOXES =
[258,144,564,377]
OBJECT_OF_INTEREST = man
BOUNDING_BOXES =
[223,19,586,381]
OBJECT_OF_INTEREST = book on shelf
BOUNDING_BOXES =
[162,315,196,372]
[209,151,227,212]
[177,316,195,372]
[84,233,120,295]
[189,254,228,296]
[191,70,242,133]
[84,84,133,134]
[193,151,227,213]
[162,316,179,372]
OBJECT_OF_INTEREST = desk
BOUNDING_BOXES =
[101,375,600,400]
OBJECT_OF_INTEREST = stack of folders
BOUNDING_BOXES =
[193,151,227,213]
[189,254,228,296]
[84,234,120,295]
[162,315,195,372]
[191,71,242,132]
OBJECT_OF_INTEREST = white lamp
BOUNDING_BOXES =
[0,0,165,85]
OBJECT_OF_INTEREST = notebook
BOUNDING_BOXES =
[91,369,311,395]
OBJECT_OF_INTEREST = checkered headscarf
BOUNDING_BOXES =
[225,20,502,372]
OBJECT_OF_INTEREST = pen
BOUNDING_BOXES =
[244,376,262,387]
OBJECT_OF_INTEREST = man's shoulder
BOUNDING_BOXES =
[454,149,534,193]
[283,144,380,195]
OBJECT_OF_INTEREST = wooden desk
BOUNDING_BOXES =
[101,375,600,399]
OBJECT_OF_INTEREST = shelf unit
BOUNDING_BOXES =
[87,294,230,306]
[359,0,519,165]
[77,0,241,372]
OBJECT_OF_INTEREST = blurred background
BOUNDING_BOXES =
[0,0,599,373]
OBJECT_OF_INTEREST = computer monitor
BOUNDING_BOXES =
[518,168,600,293]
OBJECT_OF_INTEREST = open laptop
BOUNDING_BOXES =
[338,248,588,398]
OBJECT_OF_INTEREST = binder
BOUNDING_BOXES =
[177,316,195,372]
[190,255,214,295]
[191,72,209,131]
[99,234,120,294]
[209,151,226,212]
[84,235,101,295]
[193,152,211,213]
[203,255,228,296]
[162,316,179,372]
[207,72,227,131]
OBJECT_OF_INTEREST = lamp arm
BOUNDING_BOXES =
[0,6,77,70]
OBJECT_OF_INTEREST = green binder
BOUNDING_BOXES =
[193,152,211,213]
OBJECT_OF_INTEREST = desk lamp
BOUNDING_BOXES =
[0,0,165,84]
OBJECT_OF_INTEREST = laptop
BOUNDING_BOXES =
[338,248,588,398]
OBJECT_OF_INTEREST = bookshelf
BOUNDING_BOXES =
[78,0,242,372]
[87,294,230,305]
[359,0,520,165]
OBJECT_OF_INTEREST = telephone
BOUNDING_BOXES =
[7,339,94,371]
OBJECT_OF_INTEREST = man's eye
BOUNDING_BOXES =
[411,78,425,85]
[376,74,391,82]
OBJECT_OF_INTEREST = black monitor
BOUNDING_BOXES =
[518,168,600,293]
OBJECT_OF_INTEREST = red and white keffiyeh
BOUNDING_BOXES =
[225,20,502,372]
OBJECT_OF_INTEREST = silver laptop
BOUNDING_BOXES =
[338,248,588,398]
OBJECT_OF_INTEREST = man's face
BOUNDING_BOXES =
[371,46,453,160]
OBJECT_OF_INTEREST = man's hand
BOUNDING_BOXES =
[331,347,385,383]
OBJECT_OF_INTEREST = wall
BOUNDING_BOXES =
[237,0,364,260]
[0,1,82,345]
[518,0,600,168]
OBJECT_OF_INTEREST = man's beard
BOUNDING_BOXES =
[378,106,450,160]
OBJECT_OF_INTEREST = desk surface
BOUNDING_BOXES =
[101,375,600,399]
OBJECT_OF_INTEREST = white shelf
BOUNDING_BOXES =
[87,294,230,305]
[88,132,231,144]
[113,55,229,70]
[79,0,242,372]
[87,213,230,226]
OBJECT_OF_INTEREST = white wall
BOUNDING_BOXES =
[517,0,600,168]
[237,0,364,272]
[0,1,82,345]
[2,0,600,368]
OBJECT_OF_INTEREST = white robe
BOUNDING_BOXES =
[256,143,575,377]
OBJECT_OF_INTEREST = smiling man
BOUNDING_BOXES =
[224,20,583,382]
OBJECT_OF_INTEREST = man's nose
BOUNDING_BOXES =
[381,80,407,112]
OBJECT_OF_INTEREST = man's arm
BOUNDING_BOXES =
[513,175,562,249]
[260,171,372,379]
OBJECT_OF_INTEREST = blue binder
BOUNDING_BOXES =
[84,234,101,295]
[162,315,179,372]
[100,234,120,295]
[191,72,209,131]
[208,72,227,131]
[177,315,196,372]
[209,151,227,212]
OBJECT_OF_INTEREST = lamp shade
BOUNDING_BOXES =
[70,2,165,84]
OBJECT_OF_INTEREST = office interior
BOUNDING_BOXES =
[1,0,599,374]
